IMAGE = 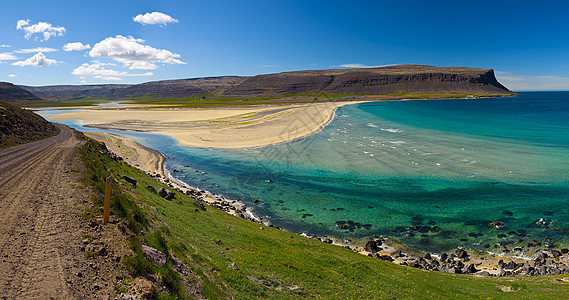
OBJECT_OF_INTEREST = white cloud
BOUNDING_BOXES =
[8,74,18,78]
[0,44,10,48]
[496,71,569,91]
[72,62,154,80]
[16,19,66,41]
[0,53,17,61]
[14,47,57,54]
[72,62,127,77]
[133,12,179,25]
[339,63,387,68]
[89,35,185,69]
[63,42,91,52]
[12,52,58,67]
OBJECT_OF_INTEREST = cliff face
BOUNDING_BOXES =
[20,65,513,101]
[222,65,512,96]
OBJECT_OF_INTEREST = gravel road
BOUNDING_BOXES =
[0,124,130,299]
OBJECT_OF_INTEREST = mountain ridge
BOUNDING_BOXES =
[18,65,513,102]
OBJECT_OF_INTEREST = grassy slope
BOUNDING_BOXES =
[78,134,568,299]
[0,100,60,148]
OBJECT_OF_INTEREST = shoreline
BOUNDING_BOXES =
[44,101,361,149]
[88,131,569,277]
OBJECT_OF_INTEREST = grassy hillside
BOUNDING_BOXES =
[78,134,569,299]
[0,100,60,148]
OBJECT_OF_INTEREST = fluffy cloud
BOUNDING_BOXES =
[12,52,57,67]
[89,35,185,69]
[72,62,154,81]
[16,19,66,41]
[8,74,18,78]
[0,44,10,48]
[133,12,179,25]
[14,47,57,54]
[0,53,17,61]
[63,42,91,52]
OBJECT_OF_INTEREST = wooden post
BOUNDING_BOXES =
[103,175,112,224]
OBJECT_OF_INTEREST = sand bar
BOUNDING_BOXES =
[44,102,359,149]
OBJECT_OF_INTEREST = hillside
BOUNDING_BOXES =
[0,100,60,148]
[0,82,43,105]
[20,65,513,103]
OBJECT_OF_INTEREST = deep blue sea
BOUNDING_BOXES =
[41,92,569,253]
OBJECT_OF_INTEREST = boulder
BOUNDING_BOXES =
[157,187,175,200]
[463,264,478,274]
[364,240,379,253]
[489,221,505,229]
[146,185,156,193]
[122,174,137,188]
[141,244,166,266]
[455,248,469,259]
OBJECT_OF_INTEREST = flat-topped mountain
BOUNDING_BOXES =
[20,65,513,102]
[222,65,511,96]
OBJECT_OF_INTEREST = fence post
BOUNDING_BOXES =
[103,175,112,224]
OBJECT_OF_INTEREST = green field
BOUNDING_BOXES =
[77,133,569,299]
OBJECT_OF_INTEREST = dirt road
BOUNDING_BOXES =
[0,125,129,299]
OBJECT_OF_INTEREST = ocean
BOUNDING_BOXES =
[41,92,569,254]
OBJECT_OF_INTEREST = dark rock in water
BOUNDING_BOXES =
[430,226,441,233]
[364,240,379,253]
[535,218,547,227]
[122,174,137,188]
[459,238,468,242]
[489,221,505,229]
[412,215,425,224]
[502,210,514,216]
[455,249,469,259]
[301,214,313,219]
[528,240,541,247]
[543,211,554,216]
[265,179,273,183]
[424,252,432,260]
[497,234,507,238]
[484,244,490,249]
[468,232,478,237]
[440,253,448,261]
[513,247,523,252]
[561,248,569,254]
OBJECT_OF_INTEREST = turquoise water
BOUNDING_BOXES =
[41,92,569,253]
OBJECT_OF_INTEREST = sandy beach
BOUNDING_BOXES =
[44,102,357,149]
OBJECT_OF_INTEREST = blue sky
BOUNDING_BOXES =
[1,0,568,90]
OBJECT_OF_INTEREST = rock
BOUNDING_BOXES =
[391,249,402,258]
[228,262,239,270]
[463,264,478,274]
[122,174,137,188]
[489,221,505,229]
[561,248,569,254]
[377,255,394,262]
[130,277,156,299]
[364,240,379,253]
[157,187,175,200]
[504,261,518,270]
[423,252,432,260]
[502,210,514,216]
[440,253,448,261]
[141,244,166,266]
[475,271,490,276]
[536,218,547,226]
[146,185,156,193]
[455,248,469,259]
[551,250,562,258]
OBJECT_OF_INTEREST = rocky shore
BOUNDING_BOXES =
[100,132,569,278]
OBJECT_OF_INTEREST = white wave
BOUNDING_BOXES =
[381,128,404,133]
[389,141,406,145]
[367,123,379,128]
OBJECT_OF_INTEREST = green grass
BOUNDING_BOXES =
[77,132,568,299]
